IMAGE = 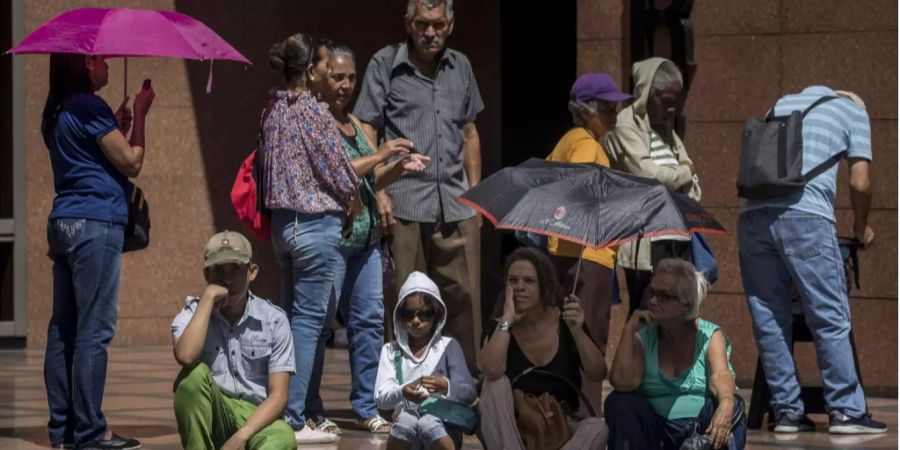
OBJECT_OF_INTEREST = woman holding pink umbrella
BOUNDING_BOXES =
[41,52,153,450]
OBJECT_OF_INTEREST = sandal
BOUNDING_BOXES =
[359,415,391,434]
[308,416,343,435]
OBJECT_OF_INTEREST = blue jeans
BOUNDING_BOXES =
[306,244,384,420]
[604,391,747,450]
[271,209,343,430]
[45,218,124,446]
[738,208,866,417]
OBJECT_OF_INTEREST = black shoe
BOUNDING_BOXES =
[76,432,141,450]
[773,410,815,433]
[829,411,888,434]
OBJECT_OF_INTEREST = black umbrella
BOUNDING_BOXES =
[458,158,726,292]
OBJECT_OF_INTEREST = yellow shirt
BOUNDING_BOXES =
[545,128,617,269]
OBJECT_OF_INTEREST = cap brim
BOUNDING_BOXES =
[595,91,633,102]
[204,252,251,267]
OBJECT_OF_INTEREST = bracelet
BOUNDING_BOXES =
[496,321,512,332]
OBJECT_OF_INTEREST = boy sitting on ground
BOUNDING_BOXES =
[171,231,295,450]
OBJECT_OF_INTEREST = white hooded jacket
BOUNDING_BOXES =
[373,271,477,418]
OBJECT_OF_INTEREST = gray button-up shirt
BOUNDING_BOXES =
[354,42,484,223]
[171,293,295,405]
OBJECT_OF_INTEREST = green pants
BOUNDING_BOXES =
[173,364,294,450]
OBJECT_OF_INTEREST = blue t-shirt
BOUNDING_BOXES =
[42,93,129,225]
[740,86,873,222]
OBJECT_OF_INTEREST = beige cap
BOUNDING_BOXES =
[204,230,252,267]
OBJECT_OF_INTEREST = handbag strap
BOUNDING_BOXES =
[511,367,597,417]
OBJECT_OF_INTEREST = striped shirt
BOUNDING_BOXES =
[648,131,680,165]
[353,43,484,223]
[646,131,688,242]
[741,86,872,221]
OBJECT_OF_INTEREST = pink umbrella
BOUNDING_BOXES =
[8,7,251,94]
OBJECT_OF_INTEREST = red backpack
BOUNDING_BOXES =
[231,100,275,241]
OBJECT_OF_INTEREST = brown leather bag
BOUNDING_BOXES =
[511,368,596,450]
[513,389,572,450]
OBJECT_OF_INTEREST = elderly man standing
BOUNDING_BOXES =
[738,88,886,434]
[354,0,484,372]
[603,57,701,315]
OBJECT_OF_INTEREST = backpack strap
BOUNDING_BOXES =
[803,150,845,182]
[800,95,844,181]
[765,95,837,121]
[801,95,838,118]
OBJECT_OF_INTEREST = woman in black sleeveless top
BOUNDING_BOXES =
[477,247,608,449]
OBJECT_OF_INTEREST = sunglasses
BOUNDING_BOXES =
[648,287,680,303]
[399,308,436,322]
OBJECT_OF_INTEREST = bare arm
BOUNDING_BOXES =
[608,310,652,391]
[173,285,227,367]
[462,122,481,187]
[98,130,144,178]
[848,158,874,245]
[561,296,606,381]
[706,330,735,404]
[478,286,514,379]
[478,327,511,380]
[98,87,154,178]
[705,330,736,449]
[222,372,290,448]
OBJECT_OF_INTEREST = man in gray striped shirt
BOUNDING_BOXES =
[354,0,484,371]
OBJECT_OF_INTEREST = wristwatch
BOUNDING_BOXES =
[496,320,512,332]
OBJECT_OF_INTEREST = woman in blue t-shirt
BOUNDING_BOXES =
[41,52,154,450]
[606,258,747,450]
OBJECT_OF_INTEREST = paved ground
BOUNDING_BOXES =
[0,346,895,449]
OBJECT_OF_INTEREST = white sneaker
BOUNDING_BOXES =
[294,426,339,444]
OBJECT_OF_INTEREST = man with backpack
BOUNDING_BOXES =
[737,86,884,434]
[354,0,484,373]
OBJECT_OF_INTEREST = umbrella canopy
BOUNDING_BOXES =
[458,158,726,249]
[8,7,249,63]
[8,7,249,94]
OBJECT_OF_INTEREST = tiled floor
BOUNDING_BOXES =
[0,346,895,449]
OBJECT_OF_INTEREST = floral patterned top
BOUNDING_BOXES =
[262,90,359,213]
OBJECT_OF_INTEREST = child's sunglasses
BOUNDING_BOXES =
[399,308,436,322]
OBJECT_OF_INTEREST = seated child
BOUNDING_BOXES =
[374,271,477,450]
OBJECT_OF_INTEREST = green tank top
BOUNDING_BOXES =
[637,318,734,420]
[339,119,380,250]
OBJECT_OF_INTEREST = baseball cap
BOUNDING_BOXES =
[570,72,633,103]
[204,230,252,267]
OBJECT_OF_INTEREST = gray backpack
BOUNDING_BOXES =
[737,96,842,199]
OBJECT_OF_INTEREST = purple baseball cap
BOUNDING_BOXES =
[570,72,633,103]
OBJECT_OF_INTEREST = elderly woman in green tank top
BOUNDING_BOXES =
[605,258,748,450]
[304,39,429,436]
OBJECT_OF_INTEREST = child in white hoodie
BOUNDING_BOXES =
[375,271,477,450]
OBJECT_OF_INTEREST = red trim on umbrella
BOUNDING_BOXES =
[457,196,728,249]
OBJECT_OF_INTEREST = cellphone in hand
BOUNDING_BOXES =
[142,79,152,90]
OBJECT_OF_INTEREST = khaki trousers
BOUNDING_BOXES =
[387,215,481,373]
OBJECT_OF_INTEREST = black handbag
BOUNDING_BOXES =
[123,182,150,252]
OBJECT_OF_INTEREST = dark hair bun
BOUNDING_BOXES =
[268,34,313,81]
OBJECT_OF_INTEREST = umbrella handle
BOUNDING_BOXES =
[123,57,127,100]
[571,246,584,297]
